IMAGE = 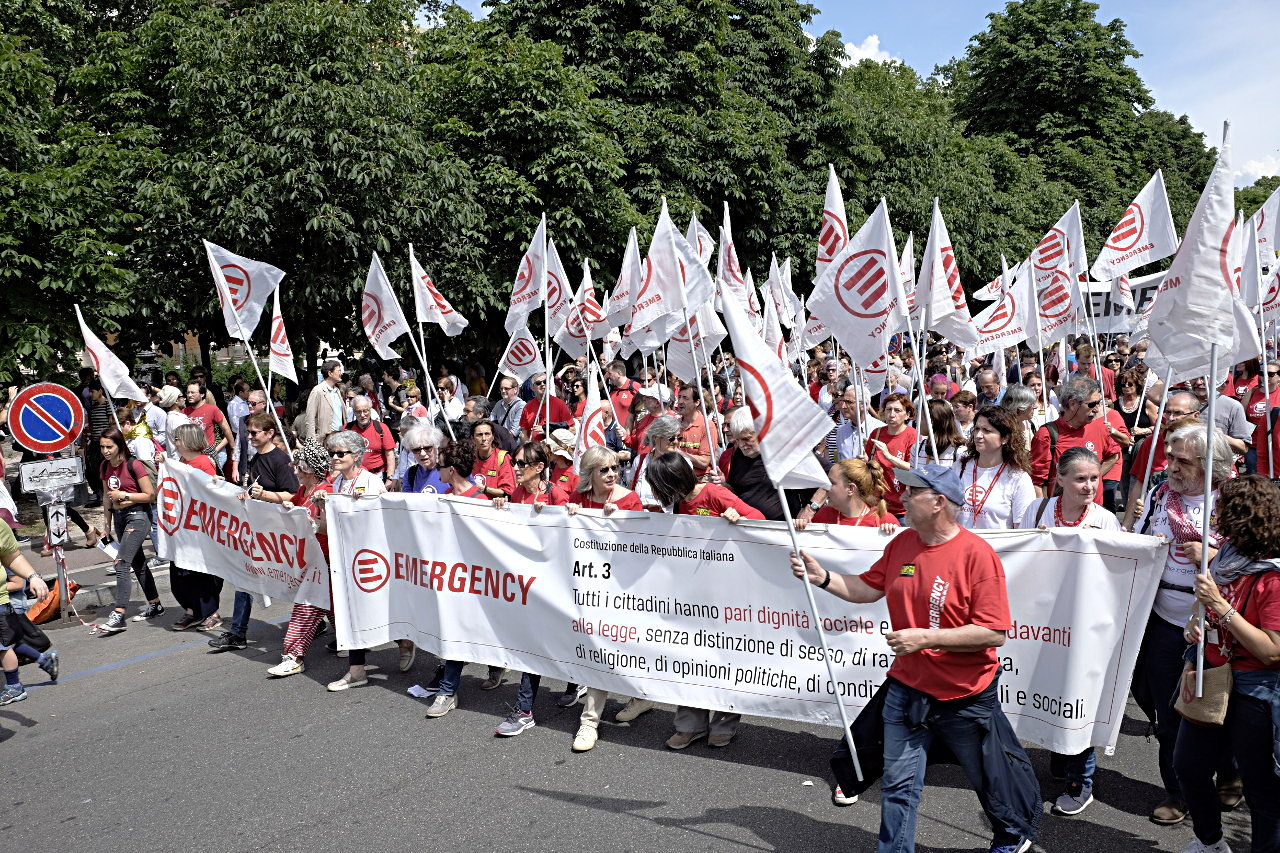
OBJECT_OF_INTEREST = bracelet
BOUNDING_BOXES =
[818,568,831,590]
[1220,607,1237,626]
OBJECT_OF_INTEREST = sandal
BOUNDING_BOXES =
[86,527,102,548]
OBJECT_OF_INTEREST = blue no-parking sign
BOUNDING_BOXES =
[6,383,85,454]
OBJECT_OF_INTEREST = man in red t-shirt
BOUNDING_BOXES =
[1029,376,1121,501]
[346,396,396,479]
[1245,360,1280,476]
[519,373,573,443]
[1072,342,1116,402]
[790,463,1036,852]
[181,381,230,466]
[605,360,641,426]
[674,383,712,476]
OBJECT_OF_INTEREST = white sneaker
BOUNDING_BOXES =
[832,785,858,806]
[327,672,368,692]
[425,693,457,717]
[1181,839,1233,853]
[268,654,305,678]
[572,725,599,752]
[615,697,655,722]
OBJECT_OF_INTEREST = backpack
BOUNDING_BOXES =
[100,458,155,501]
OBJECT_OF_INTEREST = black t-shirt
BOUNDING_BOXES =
[248,447,299,494]
[726,450,785,521]
[383,384,407,429]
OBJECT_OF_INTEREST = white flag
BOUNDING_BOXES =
[606,227,642,330]
[504,214,547,335]
[572,360,607,475]
[267,288,298,385]
[633,198,706,335]
[545,237,573,338]
[554,261,607,360]
[968,261,1036,358]
[666,303,727,384]
[778,257,803,328]
[1251,182,1280,266]
[916,200,979,349]
[1241,214,1264,308]
[1029,205,1087,340]
[497,324,546,383]
[204,240,285,340]
[900,232,918,325]
[686,214,716,267]
[75,306,147,402]
[717,205,755,320]
[360,252,413,360]
[1091,170,1180,281]
[972,258,1016,302]
[816,164,849,281]
[763,254,795,330]
[762,293,787,363]
[807,198,909,365]
[721,277,832,490]
[1145,122,1238,384]
[1109,274,1136,313]
[410,244,468,337]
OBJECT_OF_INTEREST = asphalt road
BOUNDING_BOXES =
[2,560,1257,853]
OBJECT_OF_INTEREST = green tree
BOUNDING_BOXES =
[1238,174,1280,215]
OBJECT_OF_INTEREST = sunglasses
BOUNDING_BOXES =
[1268,371,1280,378]
[512,459,530,468]
[533,380,547,387]
[407,394,421,400]
[249,400,265,406]
[436,386,451,391]
[246,429,265,437]
[411,446,435,453]
[1086,400,1102,409]
[598,465,620,473]
[329,450,352,458]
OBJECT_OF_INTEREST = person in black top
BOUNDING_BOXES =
[721,408,802,521]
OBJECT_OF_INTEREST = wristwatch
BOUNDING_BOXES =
[808,501,822,512]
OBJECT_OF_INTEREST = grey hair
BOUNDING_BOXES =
[1057,446,1100,475]
[576,445,620,495]
[1167,423,1234,485]
[401,424,445,452]
[728,407,755,438]
[247,388,267,403]
[398,415,421,433]
[1001,384,1036,413]
[325,429,369,457]
[1167,390,1200,413]
[467,395,493,417]
[1058,376,1100,407]
[172,423,207,454]
[645,414,681,445]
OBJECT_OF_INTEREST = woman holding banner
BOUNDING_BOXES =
[169,424,225,631]
[793,458,897,532]
[952,407,1035,531]
[493,443,570,509]
[1177,475,1280,853]
[566,447,644,513]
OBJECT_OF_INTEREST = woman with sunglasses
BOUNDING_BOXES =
[566,446,643,513]
[435,378,464,421]
[567,377,589,420]
[394,423,448,494]
[1114,368,1156,498]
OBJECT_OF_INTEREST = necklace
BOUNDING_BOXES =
[1119,396,1140,414]
[968,462,1006,518]
[1054,499,1087,527]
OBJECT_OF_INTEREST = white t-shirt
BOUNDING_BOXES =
[951,458,1036,530]
[332,469,387,498]
[1030,403,1060,430]
[1018,497,1121,531]
[915,438,958,466]
[1137,487,1215,626]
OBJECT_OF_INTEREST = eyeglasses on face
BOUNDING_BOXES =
[533,379,547,386]
[513,459,530,468]
[247,429,265,437]
[411,446,435,454]
[598,465,619,473]
[1085,399,1102,409]
[249,400,265,407]
[329,450,352,458]
[436,386,451,392]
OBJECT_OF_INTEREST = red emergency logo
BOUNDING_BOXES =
[351,549,391,594]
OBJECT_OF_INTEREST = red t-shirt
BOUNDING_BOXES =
[812,506,899,528]
[1029,417,1121,501]
[869,426,918,517]
[630,412,658,454]
[1245,386,1280,474]
[1223,375,1258,401]
[860,527,1012,700]
[609,381,641,425]
[677,414,713,475]
[102,458,147,496]
[510,482,570,506]
[447,483,490,500]
[677,484,765,519]
[1204,570,1280,671]
[577,488,645,511]
[471,448,516,496]
[293,481,334,559]
[519,395,573,441]
[550,463,580,493]
[182,404,226,446]
[1131,435,1169,479]
[1101,408,1131,483]
[347,420,395,473]
[186,455,217,476]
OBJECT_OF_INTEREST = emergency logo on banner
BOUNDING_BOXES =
[158,476,183,537]
[352,549,391,594]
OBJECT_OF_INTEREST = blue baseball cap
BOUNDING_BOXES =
[896,464,964,507]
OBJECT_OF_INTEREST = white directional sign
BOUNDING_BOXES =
[20,456,86,494]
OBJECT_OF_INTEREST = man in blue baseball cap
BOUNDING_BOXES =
[791,463,1040,853]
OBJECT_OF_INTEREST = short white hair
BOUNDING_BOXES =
[728,407,755,438]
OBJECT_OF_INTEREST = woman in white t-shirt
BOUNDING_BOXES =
[915,399,966,466]
[1020,446,1121,530]
[1026,371,1060,429]
[952,405,1036,530]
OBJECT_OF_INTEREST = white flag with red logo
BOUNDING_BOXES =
[497,324,546,382]
[572,360,607,475]
[968,260,1036,358]
[1090,170,1179,282]
[717,205,756,321]
[267,288,298,385]
[917,200,979,350]
[632,199,699,336]
[763,254,794,330]
[1029,204,1087,341]
[778,257,803,329]
[554,261,607,360]
[410,244,468,337]
[666,303,727,384]
[1145,122,1238,384]
[545,237,573,338]
[606,227,642,330]
[1250,183,1280,266]
[504,214,547,335]
[816,164,849,281]
[972,257,1017,302]
[862,353,890,397]
[204,240,285,340]
[1241,214,1267,310]
[721,279,831,489]
[762,293,787,363]
[686,214,716,267]
[75,305,147,402]
[360,252,413,360]
[806,198,909,366]
[900,232,918,326]
[1109,274,1136,313]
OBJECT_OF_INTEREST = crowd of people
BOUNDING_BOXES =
[1,331,1278,853]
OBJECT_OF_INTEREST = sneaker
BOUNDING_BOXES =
[37,650,59,682]
[327,671,368,691]
[146,556,166,571]
[1151,798,1189,825]
[208,632,248,651]
[171,613,202,631]
[572,725,599,752]
[0,684,27,706]
[96,610,127,635]
[556,684,587,708]
[425,693,457,718]
[832,785,858,806]
[131,602,165,622]
[267,654,305,678]
[1052,782,1094,816]
[1181,838,1233,853]
[398,643,417,673]
[988,841,1032,853]
[198,614,222,631]
[615,697,655,722]
[481,667,507,690]
[708,732,733,748]
[665,730,707,750]
[495,710,536,737]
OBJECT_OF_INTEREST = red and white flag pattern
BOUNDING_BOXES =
[1090,169,1179,282]
[504,214,547,335]
[360,252,413,360]
[916,199,978,350]
[968,260,1035,357]
[75,305,147,402]
[633,198,706,336]
[686,214,716,267]
[204,240,285,340]
[554,261,607,360]
[816,164,849,281]
[572,360,607,475]
[606,227,642,330]
[410,244,468,337]
[1250,182,1280,264]
[267,288,298,385]
[497,324,546,383]
[545,237,573,338]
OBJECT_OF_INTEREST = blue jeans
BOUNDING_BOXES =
[438,660,465,696]
[1050,748,1096,786]
[516,672,541,713]
[230,590,252,638]
[879,678,1022,853]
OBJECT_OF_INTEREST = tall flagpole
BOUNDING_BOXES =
[1195,346,1219,697]
[213,278,291,454]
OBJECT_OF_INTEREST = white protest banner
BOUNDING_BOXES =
[329,497,1167,756]
[204,240,286,340]
[75,305,148,403]
[1084,270,1165,334]
[156,459,329,607]
[267,288,299,385]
